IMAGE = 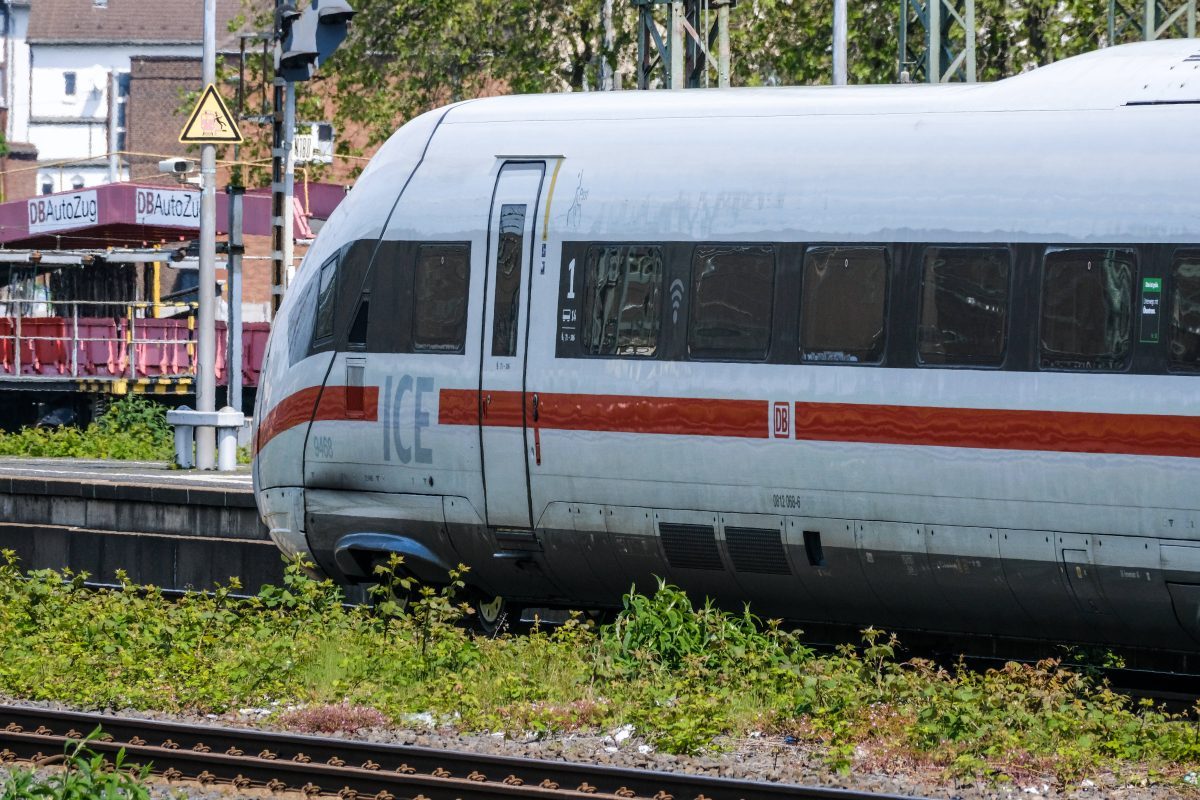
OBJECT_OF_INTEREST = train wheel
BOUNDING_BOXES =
[471,593,523,636]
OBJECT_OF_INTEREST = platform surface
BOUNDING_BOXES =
[0,457,251,492]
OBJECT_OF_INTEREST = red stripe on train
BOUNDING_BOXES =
[790,401,1200,458]
[441,388,1200,458]
[257,385,1200,459]
[255,385,380,454]
[437,389,767,438]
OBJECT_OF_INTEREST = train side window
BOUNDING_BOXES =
[312,249,341,345]
[413,243,471,352]
[581,244,663,356]
[800,246,887,363]
[688,244,775,359]
[918,247,1010,366]
[1169,250,1200,371]
[1039,248,1134,370]
[347,295,370,351]
[491,204,525,357]
[288,278,319,365]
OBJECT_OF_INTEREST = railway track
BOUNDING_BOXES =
[0,704,917,800]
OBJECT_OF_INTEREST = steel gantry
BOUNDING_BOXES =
[632,0,735,89]
[901,0,1196,84]
[1108,0,1197,42]
[898,0,976,82]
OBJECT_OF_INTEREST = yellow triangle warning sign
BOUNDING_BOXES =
[179,84,242,144]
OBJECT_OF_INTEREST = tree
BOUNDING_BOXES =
[235,0,1146,175]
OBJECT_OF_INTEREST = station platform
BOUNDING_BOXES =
[0,457,284,594]
[0,456,251,491]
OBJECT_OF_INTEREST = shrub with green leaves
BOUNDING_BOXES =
[0,395,172,461]
[0,730,153,800]
[0,550,1198,788]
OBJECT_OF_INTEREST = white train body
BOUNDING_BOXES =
[254,40,1200,651]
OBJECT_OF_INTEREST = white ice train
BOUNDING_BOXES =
[254,39,1200,651]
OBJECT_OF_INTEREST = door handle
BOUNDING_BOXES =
[482,394,492,418]
[531,393,539,422]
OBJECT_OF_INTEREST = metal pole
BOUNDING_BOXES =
[70,304,78,377]
[600,0,615,90]
[196,0,217,469]
[637,6,649,89]
[670,0,686,89]
[717,2,730,88]
[833,0,847,85]
[107,71,119,183]
[282,81,296,288]
[1144,0,1155,38]
[227,186,244,415]
[270,76,285,318]
[1107,0,1117,44]
[928,0,941,82]
[965,0,976,81]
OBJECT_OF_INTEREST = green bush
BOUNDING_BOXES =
[0,730,154,800]
[0,396,173,461]
[0,551,1197,787]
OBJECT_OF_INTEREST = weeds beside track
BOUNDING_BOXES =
[0,705,918,800]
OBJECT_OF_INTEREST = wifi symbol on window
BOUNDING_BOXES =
[670,279,685,323]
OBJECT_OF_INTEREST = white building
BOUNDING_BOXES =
[2,1,32,141]
[23,0,240,195]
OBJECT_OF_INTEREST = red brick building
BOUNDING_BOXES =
[126,56,203,182]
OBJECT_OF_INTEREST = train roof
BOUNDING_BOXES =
[444,39,1200,123]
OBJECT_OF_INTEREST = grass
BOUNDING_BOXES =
[0,551,1198,792]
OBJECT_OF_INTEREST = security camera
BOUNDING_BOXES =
[158,158,196,175]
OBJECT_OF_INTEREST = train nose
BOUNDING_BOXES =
[255,486,316,567]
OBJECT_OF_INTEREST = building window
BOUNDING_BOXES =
[918,246,1010,366]
[1039,248,1134,371]
[800,245,888,363]
[115,72,130,154]
[63,72,76,97]
[40,177,53,195]
[580,244,663,357]
[689,244,775,360]
[70,175,85,190]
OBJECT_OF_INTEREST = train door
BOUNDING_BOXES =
[479,161,546,528]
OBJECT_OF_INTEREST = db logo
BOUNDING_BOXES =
[772,401,791,439]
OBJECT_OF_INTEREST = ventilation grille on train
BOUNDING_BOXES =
[725,527,791,575]
[1186,52,1200,62]
[659,523,724,571]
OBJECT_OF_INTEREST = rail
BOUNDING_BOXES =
[0,704,919,800]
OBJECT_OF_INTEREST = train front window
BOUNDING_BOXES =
[918,247,1009,366]
[581,245,662,357]
[312,250,341,344]
[1169,250,1200,371]
[414,244,471,352]
[800,246,887,363]
[1039,248,1134,370]
[491,204,525,357]
[688,244,774,360]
